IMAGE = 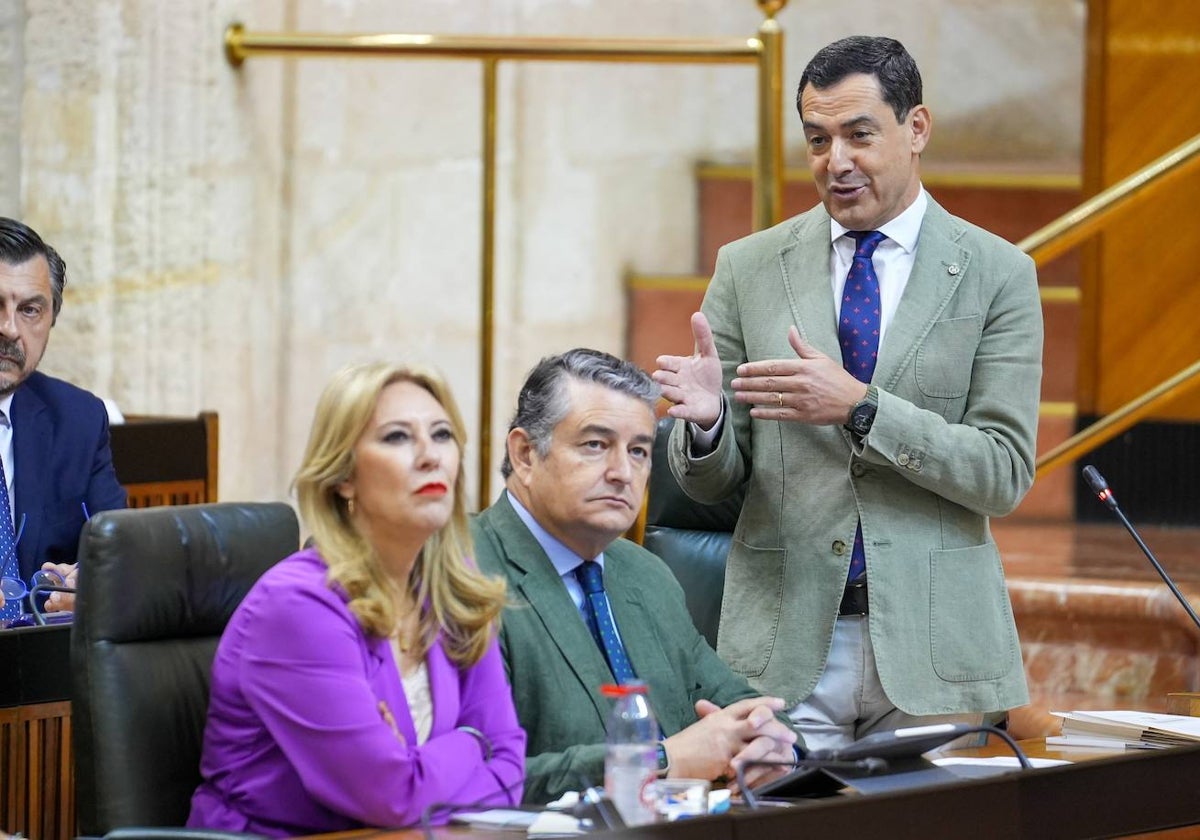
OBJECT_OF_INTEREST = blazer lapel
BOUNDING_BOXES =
[11,384,49,577]
[487,497,613,722]
[357,616,420,747]
[424,638,456,739]
[874,198,971,390]
[779,208,843,359]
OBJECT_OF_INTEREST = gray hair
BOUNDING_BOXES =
[500,348,660,479]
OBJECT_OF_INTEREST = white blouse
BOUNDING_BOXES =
[392,637,433,744]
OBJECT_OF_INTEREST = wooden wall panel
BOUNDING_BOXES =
[1082,0,1200,419]
[0,702,74,840]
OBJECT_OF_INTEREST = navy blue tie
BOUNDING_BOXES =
[0,448,22,623]
[574,561,637,684]
[839,230,886,583]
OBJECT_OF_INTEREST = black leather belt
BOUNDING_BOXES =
[838,579,869,616]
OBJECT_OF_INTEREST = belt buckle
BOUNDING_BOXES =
[840,579,868,616]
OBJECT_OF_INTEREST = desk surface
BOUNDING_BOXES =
[306,740,1200,840]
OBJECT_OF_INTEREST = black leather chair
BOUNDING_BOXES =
[71,502,300,836]
[642,417,744,648]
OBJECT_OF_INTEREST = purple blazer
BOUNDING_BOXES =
[187,548,525,836]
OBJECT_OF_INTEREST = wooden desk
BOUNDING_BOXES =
[315,741,1200,840]
[0,624,73,840]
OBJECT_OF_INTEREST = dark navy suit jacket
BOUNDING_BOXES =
[11,371,126,579]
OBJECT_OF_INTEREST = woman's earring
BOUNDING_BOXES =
[347,497,356,516]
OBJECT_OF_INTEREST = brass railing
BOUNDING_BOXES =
[1018,131,1200,477]
[225,2,788,502]
[1036,359,1200,478]
[1019,132,1200,267]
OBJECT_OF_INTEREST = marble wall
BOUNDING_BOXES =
[0,0,1086,508]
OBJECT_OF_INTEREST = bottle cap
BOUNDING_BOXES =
[600,681,648,697]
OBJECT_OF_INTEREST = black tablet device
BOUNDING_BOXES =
[750,723,979,799]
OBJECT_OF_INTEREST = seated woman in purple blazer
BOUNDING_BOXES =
[188,362,525,835]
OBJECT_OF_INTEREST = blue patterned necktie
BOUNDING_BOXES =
[0,436,21,623]
[839,230,886,583]
[574,561,637,684]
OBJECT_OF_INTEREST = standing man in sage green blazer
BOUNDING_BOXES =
[653,36,1041,750]
[473,348,797,804]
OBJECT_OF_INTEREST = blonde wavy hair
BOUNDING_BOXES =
[294,361,506,667]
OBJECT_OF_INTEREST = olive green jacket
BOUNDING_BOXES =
[472,493,763,804]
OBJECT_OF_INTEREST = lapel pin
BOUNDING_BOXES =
[947,264,961,276]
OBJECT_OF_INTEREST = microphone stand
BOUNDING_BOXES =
[1082,465,1200,633]
[29,583,76,626]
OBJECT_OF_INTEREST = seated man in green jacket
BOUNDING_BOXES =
[473,348,798,804]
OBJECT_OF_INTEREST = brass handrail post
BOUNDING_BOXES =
[222,7,789,501]
[753,1,787,230]
[479,59,498,505]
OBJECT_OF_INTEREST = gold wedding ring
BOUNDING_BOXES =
[775,392,784,406]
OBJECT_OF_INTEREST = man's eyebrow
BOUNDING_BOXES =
[578,423,617,438]
[631,433,654,446]
[841,114,881,130]
[802,114,881,132]
[17,293,50,307]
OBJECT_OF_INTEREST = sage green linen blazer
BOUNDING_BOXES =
[669,197,1041,715]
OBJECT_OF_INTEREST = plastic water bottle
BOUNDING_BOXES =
[601,682,658,826]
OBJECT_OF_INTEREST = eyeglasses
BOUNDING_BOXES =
[0,568,72,629]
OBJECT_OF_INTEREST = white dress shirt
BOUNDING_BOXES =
[0,392,16,530]
[829,187,927,346]
[505,490,626,643]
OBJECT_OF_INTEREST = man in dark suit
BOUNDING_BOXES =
[0,217,126,623]
[472,348,796,804]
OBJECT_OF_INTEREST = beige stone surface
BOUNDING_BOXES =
[8,0,1085,508]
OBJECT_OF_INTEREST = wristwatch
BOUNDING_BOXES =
[846,386,879,438]
[656,742,670,776]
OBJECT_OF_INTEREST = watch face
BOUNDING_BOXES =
[851,403,875,433]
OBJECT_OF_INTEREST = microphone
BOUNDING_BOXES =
[1080,465,1200,633]
[574,785,626,831]
[1081,465,1118,512]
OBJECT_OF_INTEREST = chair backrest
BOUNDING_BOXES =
[642,417,743,647]
[110,412,220,508]
[71,502,300,834]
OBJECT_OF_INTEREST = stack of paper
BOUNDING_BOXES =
[1048,710,1200,750]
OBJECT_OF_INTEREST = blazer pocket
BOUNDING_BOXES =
[717,539,786,678]
[929,543,1019,682]
[916,314,981,399]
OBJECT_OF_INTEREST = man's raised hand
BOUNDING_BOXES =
[653,312,725,429]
